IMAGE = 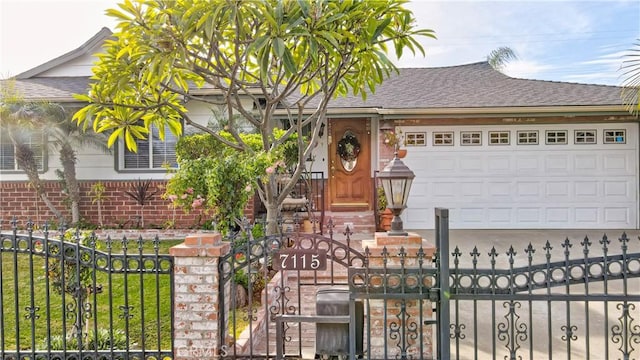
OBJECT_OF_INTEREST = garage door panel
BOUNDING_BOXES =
[604,181,631,197]
[575,181,599,197]
[460,157,484,172]
[461,182,483,197]
[575,207,599,223]
[432,182,456,199]
[603,153,634,172]
[545,181,570,198]
[459,208,484,224]
[488,157,511,172]
[516,156,539,173]
[545,155,570,173]
[432,157,456,172]
[488,208,511,223]
[488,182,512,197]
[399,124,638,229]
[604,208,631,224]
[516,182,540,198]
[517,208,541,223]
[574,155,598,172]
[546,207,570,223]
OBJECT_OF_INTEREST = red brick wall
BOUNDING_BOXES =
[0,180,255,229]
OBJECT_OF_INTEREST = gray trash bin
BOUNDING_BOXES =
[315,286,363,357]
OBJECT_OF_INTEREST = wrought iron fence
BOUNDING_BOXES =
[436,208,640,360]
[0,219,174,360]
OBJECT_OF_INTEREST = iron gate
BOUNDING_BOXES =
[0,219,174,360]
[217,220,365,359]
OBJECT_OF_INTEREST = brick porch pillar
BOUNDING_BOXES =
[361,232,436,359]
[170,233,230,360]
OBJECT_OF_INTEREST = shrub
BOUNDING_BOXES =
[42,329,129,350]
[165,130,301,235]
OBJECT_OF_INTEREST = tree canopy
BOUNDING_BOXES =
[73,0,435,233]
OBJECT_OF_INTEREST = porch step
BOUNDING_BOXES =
[323,211,377,235]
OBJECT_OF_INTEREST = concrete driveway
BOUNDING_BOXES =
[406,228,640,360]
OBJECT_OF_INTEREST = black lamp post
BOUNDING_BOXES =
[378,150,415,236]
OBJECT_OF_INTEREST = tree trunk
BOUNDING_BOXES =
[264,201,280,236]
[14,142,65,223]
[59,143,80,224]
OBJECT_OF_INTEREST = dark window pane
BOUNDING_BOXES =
[124,138,150,169]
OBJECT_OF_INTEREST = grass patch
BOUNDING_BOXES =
[0,238,182,351]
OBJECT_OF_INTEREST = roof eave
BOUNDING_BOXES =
[377,105,629,115]
[15,27,113,80]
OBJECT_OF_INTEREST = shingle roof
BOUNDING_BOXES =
[4,77,90,102]
[325,62,624,109]
[3,62,625,110]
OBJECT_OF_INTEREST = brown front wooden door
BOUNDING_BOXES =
[328,118,372,211]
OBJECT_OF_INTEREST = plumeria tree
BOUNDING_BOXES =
[73,0,434,234]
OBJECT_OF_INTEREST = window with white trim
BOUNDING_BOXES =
[517,131,538,145]
[405,132,426,146]
[433,132,453,146]
[575,130,596,144]
[0,130,45,171]
[489,131,510,145]
[120,126,178,170]
[546,130,567,145]
[461,131,482,146]
[604,130,626,144]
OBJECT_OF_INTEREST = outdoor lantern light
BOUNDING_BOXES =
[378,151,415,236]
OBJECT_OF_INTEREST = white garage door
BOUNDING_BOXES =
[399,124,638,229]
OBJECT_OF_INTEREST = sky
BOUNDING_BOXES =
[1,0,639,85]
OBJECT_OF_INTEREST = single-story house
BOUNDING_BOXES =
[1,27,637,230]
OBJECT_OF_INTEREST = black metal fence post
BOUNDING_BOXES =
[435,208,450,360]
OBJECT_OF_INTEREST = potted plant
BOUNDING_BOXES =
[383,130,406,158]
[377,186,393,231]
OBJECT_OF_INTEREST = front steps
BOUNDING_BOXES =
[322,210,377,235]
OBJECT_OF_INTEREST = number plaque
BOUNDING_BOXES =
[273,250,327,271]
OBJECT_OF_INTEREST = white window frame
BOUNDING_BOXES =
[574,130,596,144]
[517,130,538,145]
[546,130,568,145]
[604,129,626,144]
[0,131,46,172]
[405,132,426,146]
[119,126,179,171]
[461,131,482,146]
[489,131,510,145]
[433,132,454,146]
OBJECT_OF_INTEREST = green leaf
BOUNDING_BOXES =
[124,129,138,152]
[105,8,133,22]
[372,18,391,42]
[282,48,297,74]
[107,128,124,148]
[273,37,285,58]
[297,0,310,17]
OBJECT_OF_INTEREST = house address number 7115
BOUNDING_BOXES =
[272,250,327,271]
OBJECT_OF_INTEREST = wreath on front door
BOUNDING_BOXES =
[337,133,361,162]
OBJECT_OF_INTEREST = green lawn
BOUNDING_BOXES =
[0,239,182,351]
